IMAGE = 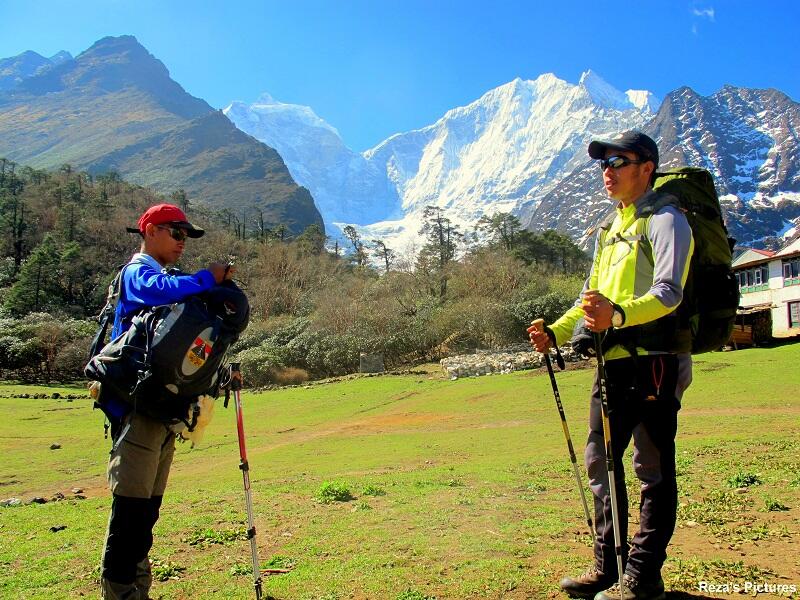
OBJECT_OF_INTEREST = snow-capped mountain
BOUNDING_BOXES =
[225,72,800,251]
[225,71,658,246]
[360,71,658,246]
[224,94,399,226]
[529,85,800,247]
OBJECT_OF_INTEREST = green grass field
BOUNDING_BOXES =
[1,345,799,599]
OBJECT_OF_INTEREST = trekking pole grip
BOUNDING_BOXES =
[230,361,243,392]
[531,319,564,370]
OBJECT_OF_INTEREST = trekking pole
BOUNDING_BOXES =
[592,333,625,600]
[225,362,263,600]
[531,320,592,532]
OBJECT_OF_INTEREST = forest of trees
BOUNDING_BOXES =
[0,158,590,384]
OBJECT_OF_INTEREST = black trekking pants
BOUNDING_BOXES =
[585,354,687,581]
[102,494,163,584]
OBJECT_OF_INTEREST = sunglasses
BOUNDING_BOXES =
[157,225,189,242]
[599,155,646,170]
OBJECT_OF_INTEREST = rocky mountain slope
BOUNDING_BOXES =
[0,36,321,234]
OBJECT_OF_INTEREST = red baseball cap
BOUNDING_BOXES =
[126,203,205,238]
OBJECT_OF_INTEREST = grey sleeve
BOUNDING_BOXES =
[646,206,694,309]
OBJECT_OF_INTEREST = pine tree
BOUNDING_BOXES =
[4,234,62,315]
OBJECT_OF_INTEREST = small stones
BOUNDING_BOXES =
[50,444,62,450]
[1,498,21,507]
[49,525,67,533]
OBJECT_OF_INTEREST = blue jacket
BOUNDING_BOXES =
[111,253,216,339]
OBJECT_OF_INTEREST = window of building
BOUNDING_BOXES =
[783,258,800,286]
[789,301,800,328]
[736,265,769,293]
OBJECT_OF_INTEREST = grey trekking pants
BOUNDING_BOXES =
[585,353,691,581]
[102,412,175,599]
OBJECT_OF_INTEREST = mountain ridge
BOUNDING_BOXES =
[226,73,799,250]
[0,36,322,235]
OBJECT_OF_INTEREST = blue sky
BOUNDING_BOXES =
[1,0,798,151]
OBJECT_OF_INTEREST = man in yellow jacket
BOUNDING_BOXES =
[529,131,693,600]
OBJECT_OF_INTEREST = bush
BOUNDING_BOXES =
[0,313,95,381]
[270,367,309,386]
[362,484,386,497]
[430,297,519,351]
[316,481,354,504]
[235,343,291,387]
[727,472,762,488]
[509,290,577,333]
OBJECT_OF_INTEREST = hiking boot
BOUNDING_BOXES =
[560,565,616,598]
[594,573,665,600]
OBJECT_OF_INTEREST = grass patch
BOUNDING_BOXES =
[151,558,186,581]
[678,490,751,526]
[727,471,762,488]
[666,557,775,591]
[0,343,798,598]
[763,497,789,512]
[396,589,436,600]
[182,526,248,546]
[362,484,386,497]
[315,481,354,504]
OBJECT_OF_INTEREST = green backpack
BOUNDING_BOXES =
[650,167,740,353]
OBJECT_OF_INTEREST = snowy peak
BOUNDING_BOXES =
[579,69,632,110]
[228,94,339,136]
[626,89,660,112]
[224,93,398,227]
[578,70,660,113]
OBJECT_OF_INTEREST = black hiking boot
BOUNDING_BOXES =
[560,565,616,598]
[594,573,666,600]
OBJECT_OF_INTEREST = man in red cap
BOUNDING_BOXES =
[101,203,232,600]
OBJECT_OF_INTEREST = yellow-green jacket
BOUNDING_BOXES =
[550,190,695,361]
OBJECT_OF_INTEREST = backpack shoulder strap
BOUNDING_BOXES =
[630,191,682,267]
[594,209,618,249]
[88,257,149,359]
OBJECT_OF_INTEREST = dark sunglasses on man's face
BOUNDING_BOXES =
[157,225,189,242]
[599,155,646,170]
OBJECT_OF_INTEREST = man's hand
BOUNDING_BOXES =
[581,289,613,332]
[527,319,552,353]
[208,261,236,284]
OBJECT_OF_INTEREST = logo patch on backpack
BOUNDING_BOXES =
[183,327,215,376]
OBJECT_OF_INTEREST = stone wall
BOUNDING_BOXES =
[440,344,583,380]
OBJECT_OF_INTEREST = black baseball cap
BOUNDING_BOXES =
[588,130,659,166]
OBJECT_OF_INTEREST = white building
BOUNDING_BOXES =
[732,237,800,337]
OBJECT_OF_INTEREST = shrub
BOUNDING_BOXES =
[235,343,290,387]
[316,481,354,504]
[508,290,577,333]
[362,484,386,497]
[727,472,762,488]
[270,367,310,386]
[763,498,789,512]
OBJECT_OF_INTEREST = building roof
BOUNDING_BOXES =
[752,249,776,257]
[732,239,800,269]
[774,236,800,259]
[733,248,776,269]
